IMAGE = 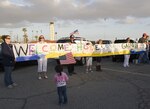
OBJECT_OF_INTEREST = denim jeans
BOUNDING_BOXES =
[138,52,145,63]
[4,66,14,86]
[142,51,149,63]
[57,86,68,104]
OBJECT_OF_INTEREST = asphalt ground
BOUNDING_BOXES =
[0,58,150,109]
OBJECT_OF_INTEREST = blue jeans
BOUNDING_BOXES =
[138,52,145,63]
[4,66,14,86]
[57,86,68,104]
[142,51,149,63]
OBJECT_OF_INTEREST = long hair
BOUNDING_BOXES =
[143,33,147,37]
[96,39,102,44]
[38,35,45,42]
[55,65,63,76]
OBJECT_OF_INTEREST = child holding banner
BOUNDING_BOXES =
[37,35,48,80]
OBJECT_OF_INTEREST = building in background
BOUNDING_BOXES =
[50,22,55,40]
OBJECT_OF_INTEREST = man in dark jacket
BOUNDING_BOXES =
[67,35,76,76]
[138,33,149,63]
[1,35,17,88]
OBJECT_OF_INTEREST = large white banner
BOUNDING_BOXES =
[12,43,146,62]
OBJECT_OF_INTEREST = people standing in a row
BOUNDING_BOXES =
[37,35,48,80]
[1,35,17,88]
[123,37,131,67]
[95,39,102,71]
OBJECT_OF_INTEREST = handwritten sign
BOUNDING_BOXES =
[12,43,146,62]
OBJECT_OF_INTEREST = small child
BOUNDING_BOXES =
[54,65,69,105]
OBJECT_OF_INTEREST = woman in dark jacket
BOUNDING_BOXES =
[1,35,17,88]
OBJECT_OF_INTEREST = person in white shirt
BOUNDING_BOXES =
[86,42,93,73]
[37,35,48,80]
[123,37,131,67]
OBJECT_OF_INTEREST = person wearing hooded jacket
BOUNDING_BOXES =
[1,35,17,88]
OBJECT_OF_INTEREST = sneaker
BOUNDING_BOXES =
[12,83,18,87]
[7,85,13,89]
[38,76,42,80]
[44,76,48,79]
[90,70,93,72]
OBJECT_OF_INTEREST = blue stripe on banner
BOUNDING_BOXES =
[16,55,41,62]
[130,50,145,54]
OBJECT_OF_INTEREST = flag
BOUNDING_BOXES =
[59,52,76,65]
[70,29,79,36]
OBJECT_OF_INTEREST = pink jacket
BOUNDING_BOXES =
[54,72,69,87]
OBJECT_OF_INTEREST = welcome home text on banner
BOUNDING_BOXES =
[12,43,146,62]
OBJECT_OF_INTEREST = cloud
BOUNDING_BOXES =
[116,17,138,24]
[0,0,150,28]
[1,0,12,6]
[0,20,31,28]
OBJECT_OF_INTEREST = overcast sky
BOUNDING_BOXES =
[0,0,150,41]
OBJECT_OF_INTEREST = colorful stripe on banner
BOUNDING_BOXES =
[59,52,76,65]
[16,55,40,62]
[130,50,145,54]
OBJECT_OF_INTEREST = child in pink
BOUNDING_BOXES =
[54,65,69,105]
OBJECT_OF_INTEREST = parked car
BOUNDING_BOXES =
[148,40,150,60]
[112,39,137,62]
[101,40,112,44]
[56,37,88,65]
[92,40,113,61]
[56,37,88,44]
[0,44,3,70]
